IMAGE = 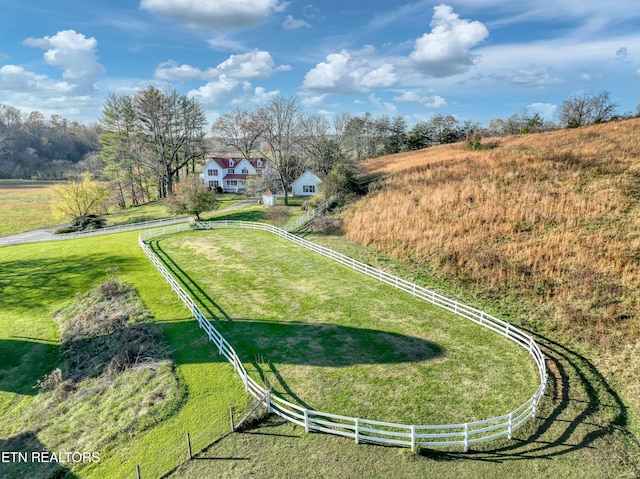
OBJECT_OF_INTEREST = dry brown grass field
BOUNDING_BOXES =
[343,118,640,435]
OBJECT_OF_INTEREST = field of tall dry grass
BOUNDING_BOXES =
[343,119,640,426]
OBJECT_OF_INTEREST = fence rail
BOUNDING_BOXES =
[138,220,548,451]
[283,196,336,232]
[0,216,191,247]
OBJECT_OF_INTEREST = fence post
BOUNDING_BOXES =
[136,464,141,479]
[229,407,235,432]
[186,432,192,460]
[464,424,469,452]
[508,412,513,439]
[354,418,359,444]
[411,425,416,452]
[266,390,271,414]
[304,409,309,433]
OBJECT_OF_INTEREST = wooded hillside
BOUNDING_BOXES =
[0,104,99,179]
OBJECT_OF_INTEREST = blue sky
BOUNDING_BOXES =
[0,0,638,126]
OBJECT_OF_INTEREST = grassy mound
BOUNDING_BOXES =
[3,278,184,479]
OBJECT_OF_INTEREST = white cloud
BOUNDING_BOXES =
[476,34,639,74]
[0,30,104,118]
[527,102,558,120]
[302,48,398,94]
[21,30,104,94]
[155,50,290,81]
[394,90,447,108]
[140,0,283,29]
[368,93,397,113]
[409,5,489,78]
[360,64,398,89]
[579,70,603,82]
[217,50,290,78]
[207,33,247,52]
[300,94,328,108]
[231,86,280,105]
[490,65,563,87]
[155,61,213,81]
[0,65,54,91]
[187,74,242,106]
[283,15,310,30]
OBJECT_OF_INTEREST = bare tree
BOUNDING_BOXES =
[300,113,339,176]
[211,108,263,158]
[254,95,306,205]
[559,91,617,128]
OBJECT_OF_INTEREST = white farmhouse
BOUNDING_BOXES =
[201,157,268,192]
[290,171,322,197]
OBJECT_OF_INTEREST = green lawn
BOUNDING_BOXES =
[0,232,250,479]
[151,229,539,425]
[2,221,636,479]
[166,230,640,479]
[0,180,252,237]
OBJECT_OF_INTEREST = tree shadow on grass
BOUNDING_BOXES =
[206,209,267,222]
[148,240,231,321]
[0,431,78,479]
[0,338,58,395]
[0,254,142,310]
[415,331,640,471]
[217,319,444,409]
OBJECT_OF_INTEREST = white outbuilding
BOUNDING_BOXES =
[290,171,322,197]
[262,189,277,206]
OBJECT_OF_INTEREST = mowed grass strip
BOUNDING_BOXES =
[153,229,539,425]
[0,232,250,479]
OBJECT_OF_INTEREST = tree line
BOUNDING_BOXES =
[0,104,99,179]
[1,89,636,202]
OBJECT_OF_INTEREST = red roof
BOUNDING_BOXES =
[223,174,247,180]
[208,157,267,169]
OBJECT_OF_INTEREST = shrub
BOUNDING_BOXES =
[266,205,291,227]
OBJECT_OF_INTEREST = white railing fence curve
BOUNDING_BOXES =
[138,221,548,451]
[283,196,336,232]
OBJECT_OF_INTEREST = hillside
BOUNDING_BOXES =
[343,119,640,434]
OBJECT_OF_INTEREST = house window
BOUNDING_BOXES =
[241,168,249,174]
[228,169,235,174]
[208,180,215,187]
[257,159,263,167]
[229,159,235,167]
[303,185,316,193]
[227,180,238,186]
[207,169,218,176]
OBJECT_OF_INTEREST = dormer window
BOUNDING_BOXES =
[257,159,263,167]
[229,159,235,167]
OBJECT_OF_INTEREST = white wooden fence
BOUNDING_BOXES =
[0,216,190,247]
[283,196,336,232]
[138,221,548,451]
